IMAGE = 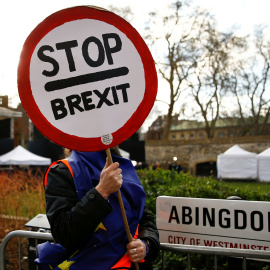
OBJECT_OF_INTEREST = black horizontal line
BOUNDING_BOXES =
[158,229,268,243]
[45,66,129,92]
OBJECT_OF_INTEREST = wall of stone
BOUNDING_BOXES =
[145,135,270,174]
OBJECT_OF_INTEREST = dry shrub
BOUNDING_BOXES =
[0,167,47,269]
[0,167,46,218]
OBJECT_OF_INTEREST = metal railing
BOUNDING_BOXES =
[0,230,53,270]
[1,230,270,270]
[160,243,270,270]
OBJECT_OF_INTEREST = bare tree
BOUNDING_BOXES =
[189,25,247,138]
[106,5,134,23]
[145,1,213,140]
[230,26,270,136]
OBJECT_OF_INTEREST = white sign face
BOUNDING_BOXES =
[157,196,270,251]
[30,19,145,138]
[18,6,157,151]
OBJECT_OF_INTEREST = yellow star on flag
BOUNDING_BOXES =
[58,260,75,270]
[94,222,107,232]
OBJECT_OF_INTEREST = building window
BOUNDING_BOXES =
[180,134,185,139]
[199,132,204,138]
[171,135,176,140]
[189,133,194,139]
[219,132,224,137]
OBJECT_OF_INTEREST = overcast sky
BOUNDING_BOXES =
[0,0,269,130]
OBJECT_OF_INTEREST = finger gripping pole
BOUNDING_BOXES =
[106,149,140,270]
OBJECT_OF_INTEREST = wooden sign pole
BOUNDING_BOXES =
[106,149,140,270]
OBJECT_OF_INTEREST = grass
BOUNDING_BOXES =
[221,180,270,194]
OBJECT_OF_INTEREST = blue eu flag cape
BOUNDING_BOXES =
[35,150,146,270]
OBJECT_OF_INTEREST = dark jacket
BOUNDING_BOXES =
[45,162,160,270]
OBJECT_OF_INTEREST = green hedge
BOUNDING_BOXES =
[137,168,270,215]
[137,168,270,270]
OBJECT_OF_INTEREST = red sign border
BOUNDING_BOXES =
[18,6,157,152]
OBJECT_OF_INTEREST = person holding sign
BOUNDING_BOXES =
[36,147,159,270]
[17,6,160,269]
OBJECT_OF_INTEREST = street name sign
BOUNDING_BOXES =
[157,196,270,251]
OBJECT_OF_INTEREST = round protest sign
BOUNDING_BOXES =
[18,6,157,151]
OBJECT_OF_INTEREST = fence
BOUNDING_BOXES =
[160,243,270,270]
[0,230,53,270]
[1,230,270,270]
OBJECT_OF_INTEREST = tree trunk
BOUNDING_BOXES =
[163,103,174,140]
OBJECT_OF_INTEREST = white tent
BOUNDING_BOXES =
[0,145,51,166]
[217,145,257,180]
[119,148,130,159]
[257,147,270,182]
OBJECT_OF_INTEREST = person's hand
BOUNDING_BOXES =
[126,238,146,263]
[96,158,123,199]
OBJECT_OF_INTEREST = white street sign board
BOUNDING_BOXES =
[157,196,270,251]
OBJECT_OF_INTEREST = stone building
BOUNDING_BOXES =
[146,116,270,142]
[145,136,270,177]
[0,95,64,161]
[145,115,270,177]
[0,96,23,154]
